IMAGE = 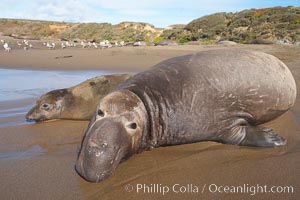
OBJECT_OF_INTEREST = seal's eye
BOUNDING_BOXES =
[127,122,137,129]
[41,103,50,110]
[98,109,104,117]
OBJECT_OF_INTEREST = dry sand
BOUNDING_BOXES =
[0,45,214,71]
[0,44,299,200]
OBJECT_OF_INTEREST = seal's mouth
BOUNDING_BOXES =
[26,118,37,123]
[75,118,131,183]
[25,115,46,122]
[25,107,47,122]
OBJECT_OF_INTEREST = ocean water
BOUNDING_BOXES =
[0,68,131,127]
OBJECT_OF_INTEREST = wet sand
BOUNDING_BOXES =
[0,44,299,200]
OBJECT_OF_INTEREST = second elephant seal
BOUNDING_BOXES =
[26,74,132,121]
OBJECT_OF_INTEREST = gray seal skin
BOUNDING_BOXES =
[26,74,132,121]
[75,49,296,182]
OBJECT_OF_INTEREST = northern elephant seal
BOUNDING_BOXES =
[26,74,132,121]
[75,49,296,182]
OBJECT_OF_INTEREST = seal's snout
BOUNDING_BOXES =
[25,110,41,122]
[25,107,37,120]
[75,118,131,183]
[75,144,115,182]
[25,105,47,122]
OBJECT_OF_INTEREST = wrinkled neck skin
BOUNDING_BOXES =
[126,87,172,148]
[116,89,151,154]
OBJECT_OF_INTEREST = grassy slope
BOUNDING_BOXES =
[163,6,300,44]
[0,6,299,44]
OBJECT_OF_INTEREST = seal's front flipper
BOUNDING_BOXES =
[240,126,287,147]
[218,125,287,147]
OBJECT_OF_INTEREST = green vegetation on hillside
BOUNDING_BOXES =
[0,19,162,42]
[0,6,299,44]
[163,6,300,44]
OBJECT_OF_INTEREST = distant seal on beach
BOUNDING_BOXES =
[75,49,296,182]
[26,74,132,121]
[216,40,237,45]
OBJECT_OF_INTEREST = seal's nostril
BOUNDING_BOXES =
[102,142,108,148]
[95,151,104,157]
[89,141,99,147]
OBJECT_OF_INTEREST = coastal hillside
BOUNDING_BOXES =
[0,19,163,43]
[0,6,299,44]
[165,6,300,44]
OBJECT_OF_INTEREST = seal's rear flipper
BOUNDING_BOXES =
[218,125,287,147]
[240,126,287,147]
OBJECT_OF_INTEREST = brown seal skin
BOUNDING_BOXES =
[75,49,297,182]
[25,74,132,122]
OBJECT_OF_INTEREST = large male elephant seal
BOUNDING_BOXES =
[26,74,132,121]
[75,49,296,182]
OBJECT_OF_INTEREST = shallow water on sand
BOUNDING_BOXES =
[0,68,130,127]
[0,144,45,160]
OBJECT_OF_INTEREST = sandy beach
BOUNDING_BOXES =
[0,45,214,71]
[0,44,299,200]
